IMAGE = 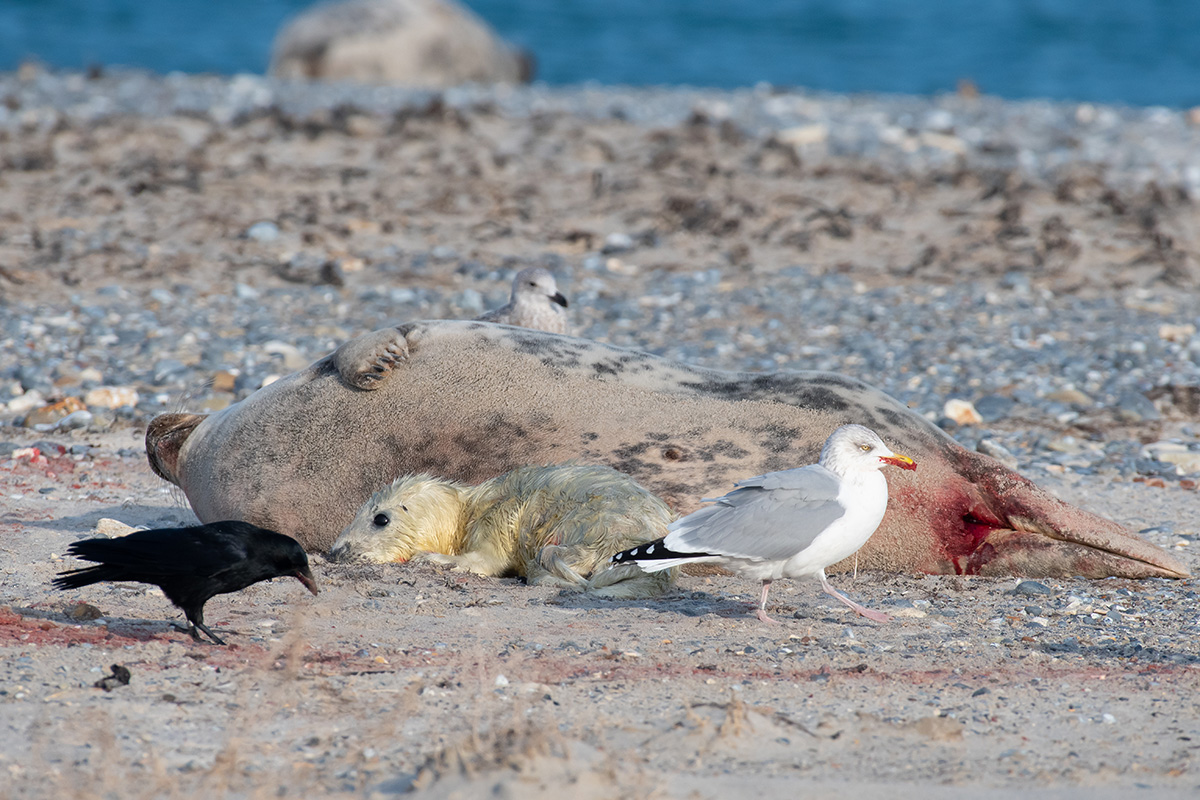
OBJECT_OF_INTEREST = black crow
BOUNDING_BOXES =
[53,521,319,645]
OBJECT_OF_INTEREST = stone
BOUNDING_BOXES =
[6,390,45,414]
[943,398,982,425]
[1159,323,1195,343]
[245,221,281,242]
[269,0,532,88]
[1011,580,1054,597]
[23,397,85,428]
[1115,390,1160,422]
[84,386,139,409]
[1046,388,1093,407]
[974,394,1015,422]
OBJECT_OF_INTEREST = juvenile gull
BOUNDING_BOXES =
[610,424,916,623]
[476,267,569,334]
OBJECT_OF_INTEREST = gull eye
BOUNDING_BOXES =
[859,444,872,452]
[372,513,390,527]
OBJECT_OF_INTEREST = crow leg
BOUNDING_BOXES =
[192,621,227,645]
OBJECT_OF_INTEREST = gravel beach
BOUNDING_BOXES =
[2,70,1199,798]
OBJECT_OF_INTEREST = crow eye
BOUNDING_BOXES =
[373,513,390,527]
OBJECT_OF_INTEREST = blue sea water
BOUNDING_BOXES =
[1,0,1199,107]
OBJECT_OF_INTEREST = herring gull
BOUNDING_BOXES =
[610,424,916,623]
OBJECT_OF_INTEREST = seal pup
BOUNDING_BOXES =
[476,267,570,334]
[145,320,1188,581]
[53,521,318,645]
[611,425,915,623]
[329,464,675,599]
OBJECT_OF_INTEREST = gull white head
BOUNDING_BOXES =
[511,267,568,309]
[818,424,917,476]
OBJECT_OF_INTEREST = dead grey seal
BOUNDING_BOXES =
[328,463,674,598]
[146,320,1188,580]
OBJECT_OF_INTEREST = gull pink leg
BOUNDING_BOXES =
[818,571,891,623]
[755,579,780,624]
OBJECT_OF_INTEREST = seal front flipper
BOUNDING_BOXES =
[332,327,410,390]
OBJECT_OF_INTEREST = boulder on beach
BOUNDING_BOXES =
[269,0,533,87]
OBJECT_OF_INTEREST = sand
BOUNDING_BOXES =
[2,76,1199,798]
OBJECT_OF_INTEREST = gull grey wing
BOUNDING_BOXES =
[734,464,843,494]
[666,473,847,561]
[703,464,842,503]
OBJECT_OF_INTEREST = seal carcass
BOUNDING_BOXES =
[146,320,1189,580]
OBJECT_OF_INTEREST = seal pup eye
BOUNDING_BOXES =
[373,513,390,527]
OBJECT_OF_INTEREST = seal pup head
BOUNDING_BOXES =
[328,473,469,563]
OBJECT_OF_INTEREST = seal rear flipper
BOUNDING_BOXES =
[145,412,207,485]
[332,327,410,390]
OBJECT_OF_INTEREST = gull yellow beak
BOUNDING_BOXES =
[881,453,917,471]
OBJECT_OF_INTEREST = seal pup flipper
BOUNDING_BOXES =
[332,327,409,390]
[585,563,675,599]
[527,544,591,589]
[410,550,513,577]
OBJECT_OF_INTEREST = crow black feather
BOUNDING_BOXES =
[53,521,318,645]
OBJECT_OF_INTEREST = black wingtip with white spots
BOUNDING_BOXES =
[611,538,708,565]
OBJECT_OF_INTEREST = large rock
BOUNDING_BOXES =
[269,0,533,87]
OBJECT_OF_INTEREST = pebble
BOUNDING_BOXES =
[943,399,983,425]
[602,232,635,254]
[22,398,85,428]
[245,221,280,242]
[1012,581,1054,597]
[7,391,46,414]
[973,395,1015,422]
[84,386,139,409]
[34,409,92,433]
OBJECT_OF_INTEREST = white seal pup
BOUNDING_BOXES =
[328,463,675,598]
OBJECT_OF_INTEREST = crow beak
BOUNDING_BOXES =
[295,569,319,595]
[551,292,568,308]
[881,453,917,471]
